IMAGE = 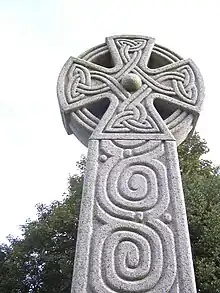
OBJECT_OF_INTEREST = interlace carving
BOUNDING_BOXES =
[57,35,204,293]
[58,35,203,143]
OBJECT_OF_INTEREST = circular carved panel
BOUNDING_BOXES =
[57,35,204,146]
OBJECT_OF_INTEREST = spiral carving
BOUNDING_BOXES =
[89,219,176,293]
[95,140,170,221]
[108,163,158,211]
[88,140,177,292]
[58,35,202,293]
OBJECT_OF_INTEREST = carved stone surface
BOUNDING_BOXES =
[57,35,204,293]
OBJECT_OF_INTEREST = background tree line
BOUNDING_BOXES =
[1,133,220,292]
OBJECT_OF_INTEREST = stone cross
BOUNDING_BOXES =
[57,35,204,293]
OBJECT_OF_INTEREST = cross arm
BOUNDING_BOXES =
[149,59,204,110]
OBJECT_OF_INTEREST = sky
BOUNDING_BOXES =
[0,0,219,242]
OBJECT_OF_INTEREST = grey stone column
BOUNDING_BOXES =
[57,35,204,293]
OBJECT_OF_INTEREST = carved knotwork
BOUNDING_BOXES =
[57,35,204,145]
[57,36,204,293]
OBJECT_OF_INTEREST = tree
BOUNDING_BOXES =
[1,134,220,292]
[0,158,85,293]
[179,134,220,292]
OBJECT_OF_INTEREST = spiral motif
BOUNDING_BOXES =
[89,220,176,293]
[90,141,176,292]
[109,163,158,211]
[106,156,169,215]
[95,141,170,222]
[103,229,162,288]
[58,35,203,293]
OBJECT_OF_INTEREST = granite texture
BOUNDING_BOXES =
[57,35,204,293]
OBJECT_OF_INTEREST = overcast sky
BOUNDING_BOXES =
[0,0,219,242]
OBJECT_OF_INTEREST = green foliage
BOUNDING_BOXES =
[1,136,220,292]
[0,157,85,293]
[178,134,220,292]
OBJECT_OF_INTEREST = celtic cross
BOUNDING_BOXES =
[57,35,204,293]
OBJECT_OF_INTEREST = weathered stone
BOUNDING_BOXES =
[57,35,204,293]
[121,73,142,92]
